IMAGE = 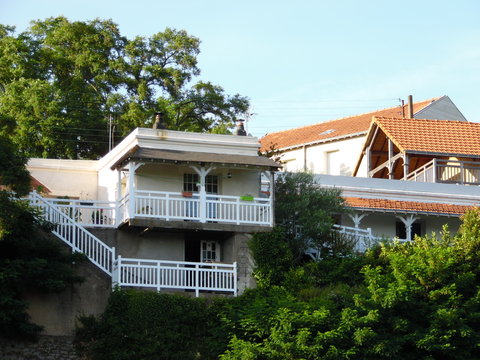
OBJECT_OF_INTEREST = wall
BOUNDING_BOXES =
[0,336,79,360]
[27,159,98,199]
[25,255,111,336]
[91,228,185,261]
[133,163,261,198]
[277,136,365,176]
[342,212,461,240]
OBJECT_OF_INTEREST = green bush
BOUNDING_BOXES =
[75,290,229,360]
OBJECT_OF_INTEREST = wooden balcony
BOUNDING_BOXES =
[405,159,480,185]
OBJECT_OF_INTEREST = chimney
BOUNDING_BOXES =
[235,119,247,136]
[407,95,414,119]
[152,112,166,129]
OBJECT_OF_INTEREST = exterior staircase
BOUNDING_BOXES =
[28,191,237,296]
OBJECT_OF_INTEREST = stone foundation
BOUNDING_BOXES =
[0,336,79,360]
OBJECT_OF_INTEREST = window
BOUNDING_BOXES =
[201,240,220,262]
[183,174,218,194]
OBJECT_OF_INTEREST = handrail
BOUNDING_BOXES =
[113,256,237,297]
[28,191,115,276]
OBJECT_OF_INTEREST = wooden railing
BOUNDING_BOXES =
[112,257,237,297]
[28,192,115,275]
[406,159,480,185]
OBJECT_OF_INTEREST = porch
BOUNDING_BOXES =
[42,190,272,229]
[28,191,238,296]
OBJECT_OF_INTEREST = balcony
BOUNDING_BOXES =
[405,159,480,185]
[43,190,273,230]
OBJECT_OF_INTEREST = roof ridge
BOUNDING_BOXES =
[262,97,440,138]
[374,115,473,124]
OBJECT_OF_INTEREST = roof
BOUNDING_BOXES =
[259,97,439,152]
[111,147,280,170]
[372,116,480,156]
[30,176,51,194]
[345,197,472,216]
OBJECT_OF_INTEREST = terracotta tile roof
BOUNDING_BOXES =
[345,197,472,216]
[31,176,51,194]
[372,116,480,156]
[259,98,438,152]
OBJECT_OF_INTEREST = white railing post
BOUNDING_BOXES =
[195,264,200,297]
[157,262,161,292]
[233,261,238,296]
[236,198,240,225]
[166,193,170,221]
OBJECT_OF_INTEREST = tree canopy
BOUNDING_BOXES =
[0,18,249,159]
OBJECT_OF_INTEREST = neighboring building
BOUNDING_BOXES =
[260,96,467,176]
[317,174,478,250]
[27,127,279,334]
[353,116,480,184]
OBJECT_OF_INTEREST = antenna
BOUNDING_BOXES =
[108,114,116,151]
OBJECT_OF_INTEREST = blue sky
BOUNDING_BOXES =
[1,0,479,138]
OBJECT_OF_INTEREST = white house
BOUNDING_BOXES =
[27,128,279,299]
[260,96,467,176]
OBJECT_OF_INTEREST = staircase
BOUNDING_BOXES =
[28,191,237,296]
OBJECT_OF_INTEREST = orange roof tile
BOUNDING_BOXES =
[345,197,471,216]
[373,116,480,156]
[259,98,438,152]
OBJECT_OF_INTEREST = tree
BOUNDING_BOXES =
[0,135,83,339]
[249,172,347,286]
[0,18,249,159]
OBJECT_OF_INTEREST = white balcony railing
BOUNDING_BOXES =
[406,158,480,185]
[41,198,116,228]
[41,190,272,228]
[112,257,237,296]
[119,190,272,227]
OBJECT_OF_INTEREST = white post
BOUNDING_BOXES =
[128,162,136,219]
[195,263,200,297]
[157,262,161,292]
[397,215,418,242]
[191,165,215,223]
[115,169,121,226]
[233,261,238,296]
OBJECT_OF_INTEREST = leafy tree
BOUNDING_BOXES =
[249,172,347,286]
[0,135,83,339]
[0,17,249,159]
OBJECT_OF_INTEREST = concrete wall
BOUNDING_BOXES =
[91,228,185,261]
[25,258,111,336]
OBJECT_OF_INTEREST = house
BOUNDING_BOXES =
[353,116,480,183]
[26,127,279,334]
[315,174,479,252]
[260,96,467,176]
[312,115,480,252]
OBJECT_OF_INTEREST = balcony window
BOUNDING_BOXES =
[183,174,218,194]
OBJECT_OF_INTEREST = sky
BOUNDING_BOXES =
[1,0,479,138]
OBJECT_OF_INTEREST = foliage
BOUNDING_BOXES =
[249,172,347,286]
[0,135,84,340]
[225,209,480,359]
[75,290,228,360]
[0,17,249,159]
